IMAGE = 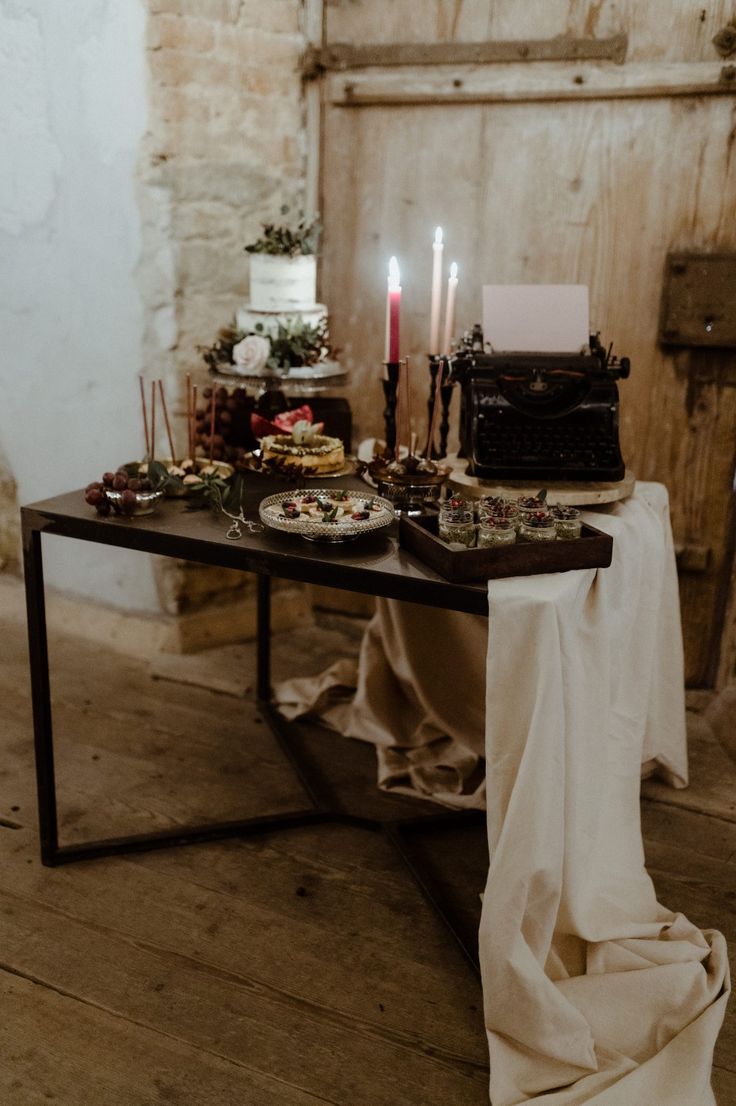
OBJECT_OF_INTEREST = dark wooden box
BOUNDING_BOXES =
[399,512,613,583]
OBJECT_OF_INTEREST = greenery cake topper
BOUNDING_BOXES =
[244,205,321,257]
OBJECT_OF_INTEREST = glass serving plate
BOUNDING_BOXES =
[258,489,395,543]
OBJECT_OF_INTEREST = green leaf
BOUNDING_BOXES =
[148,460,172,490]
[243,214,321,257]
[222,475,245,514]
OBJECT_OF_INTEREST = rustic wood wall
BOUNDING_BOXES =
[314,0,736,687]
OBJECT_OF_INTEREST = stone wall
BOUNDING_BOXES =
[139,0,309,619]
[139,0,307,391]
[0,444,20,574]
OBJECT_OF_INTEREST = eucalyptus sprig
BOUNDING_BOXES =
[185,471,243,512]
[244,206,321,257]
[256,317,329,369]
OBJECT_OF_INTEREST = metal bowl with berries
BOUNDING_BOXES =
[84,468,165,518]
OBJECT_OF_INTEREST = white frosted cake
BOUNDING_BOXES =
[236,254,328,339]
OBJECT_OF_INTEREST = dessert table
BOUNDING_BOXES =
[21,480,729,1104]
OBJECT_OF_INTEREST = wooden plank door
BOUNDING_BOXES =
[313,0,736,687]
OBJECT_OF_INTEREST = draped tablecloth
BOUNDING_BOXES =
[277,482,729,1103]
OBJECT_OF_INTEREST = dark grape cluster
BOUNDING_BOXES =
[84,469,153,517]
[196,386,254,463]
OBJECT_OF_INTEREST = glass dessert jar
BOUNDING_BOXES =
[517,494,548,522]
[477,515,517,548]
[519,510,557,543]
[478,494,508,516]
[439,497,476,547]
[550,504,582,540]
[480,500,520,529]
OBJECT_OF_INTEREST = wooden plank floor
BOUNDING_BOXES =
[1,609,734,1103]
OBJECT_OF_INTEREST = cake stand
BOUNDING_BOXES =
[210,360,347,397]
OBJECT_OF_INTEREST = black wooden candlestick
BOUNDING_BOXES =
[440,374,454,459]
[382,361,400,454]
[426,356,453,459]
[426,357,440,458]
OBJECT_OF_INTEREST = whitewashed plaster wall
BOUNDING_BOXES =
[0,0,161,611]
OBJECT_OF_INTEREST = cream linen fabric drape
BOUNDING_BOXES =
[276,483,729,1103]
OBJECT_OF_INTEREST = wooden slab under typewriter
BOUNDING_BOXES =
[399,512,613,583]
[444,455,635,506]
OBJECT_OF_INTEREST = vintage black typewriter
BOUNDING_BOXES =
[450,330,630,482]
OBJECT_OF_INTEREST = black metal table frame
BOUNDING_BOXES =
[21,501,486,976]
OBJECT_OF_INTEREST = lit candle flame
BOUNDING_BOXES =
[450,261,458,280]
[388,256,401,290]
[434,226,443,246]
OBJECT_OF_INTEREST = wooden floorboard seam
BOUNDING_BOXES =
[642,795,736,826]
[0,883,488,1078]
[0,961,350,1106]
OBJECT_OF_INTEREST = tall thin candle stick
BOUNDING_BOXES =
[442,262,459,356]
[150,380,157,462]
[158,380,177,465]
[192,384,198,456]
[404,355,412,458]
[209,388,216,462]
[139,376,150,458]
[429,227,443,355]
[394,359,403,461]
[185,373,192,458]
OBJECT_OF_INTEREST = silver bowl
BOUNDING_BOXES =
[105,488,165,517]
[374,479,443,517]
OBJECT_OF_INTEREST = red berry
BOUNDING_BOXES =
[120,489,138,515]
[112,473,128,491]
[102,472,115,487]
[85,487,105,507]
[96,499,111,517]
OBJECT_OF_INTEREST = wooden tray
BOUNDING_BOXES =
[399,512,613,583]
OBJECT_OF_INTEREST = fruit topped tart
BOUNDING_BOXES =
[251,405,345,476]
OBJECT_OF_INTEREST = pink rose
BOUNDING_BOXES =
[232,334,271,374]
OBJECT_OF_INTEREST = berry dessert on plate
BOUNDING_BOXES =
[259,489,393,542]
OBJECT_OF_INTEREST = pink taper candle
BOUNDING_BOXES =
[386,256,401,362]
